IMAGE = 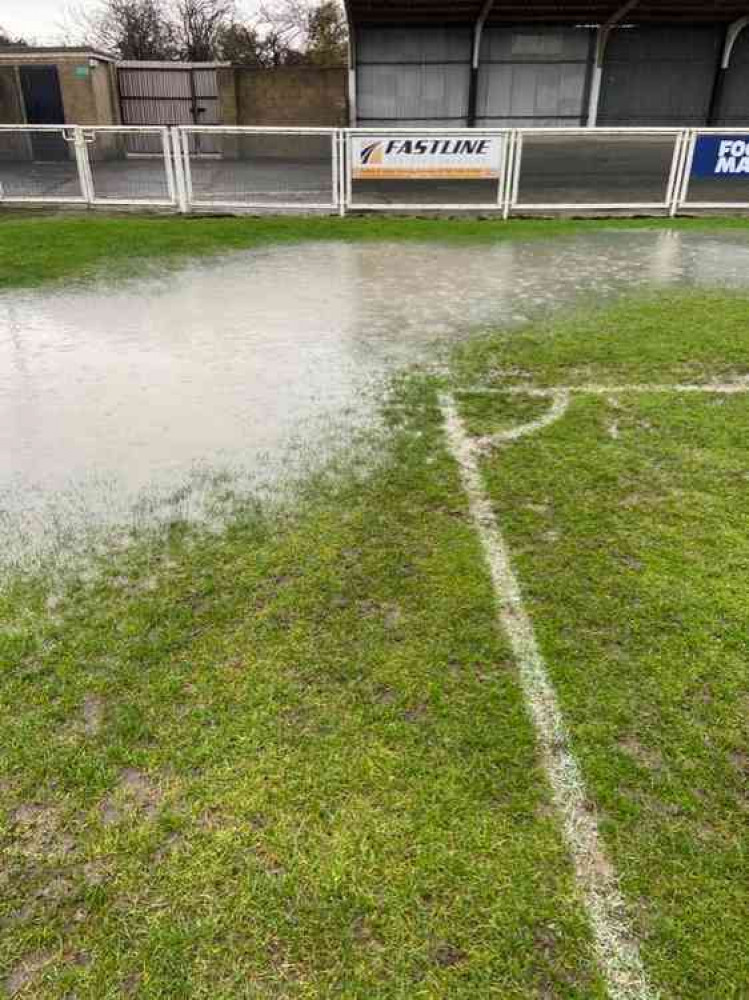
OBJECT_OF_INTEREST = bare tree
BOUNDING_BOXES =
[215,21,262,64]
[172,0,235,61]
[0,26,28,47]
[258,0,347,66]
[69,0,177,59]
[305,1,347,66]
[68,0,346,65]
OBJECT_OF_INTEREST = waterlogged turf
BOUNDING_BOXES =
[2,213,749,290]
[4,239,749,997]
[452,292,749,998]
[0,383,605,998]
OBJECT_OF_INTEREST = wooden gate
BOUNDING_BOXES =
[117,62,223,154]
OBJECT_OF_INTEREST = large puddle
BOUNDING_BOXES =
[3,229,749,570]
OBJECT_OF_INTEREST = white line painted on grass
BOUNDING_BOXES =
[440,392,659,1000]
[475,390,570,451]
[458,378,749,397]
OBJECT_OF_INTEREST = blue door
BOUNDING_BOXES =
[19,65,68,161]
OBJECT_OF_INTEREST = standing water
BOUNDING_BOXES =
[2,229,749,569]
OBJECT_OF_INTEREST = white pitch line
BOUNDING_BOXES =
[457,378,749,397]
[440,392,658,1000]
[475,390,570,451]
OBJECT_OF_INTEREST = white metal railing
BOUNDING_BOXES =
[1,124,748,216]
[0,125,87,204]
[82,127,176,206]
[175,126,340,211]
[507,128,688,217]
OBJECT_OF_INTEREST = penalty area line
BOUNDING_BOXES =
[456,379,749,397]
[440,392,658,1000]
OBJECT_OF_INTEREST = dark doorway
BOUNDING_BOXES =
[19,65,68,160]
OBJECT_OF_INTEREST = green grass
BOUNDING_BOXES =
[1,213,749,290]
[0,381,605,998]
[3,214,749,996]
[452,290,749,999]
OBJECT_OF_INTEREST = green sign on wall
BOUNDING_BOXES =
[75,65,90,79]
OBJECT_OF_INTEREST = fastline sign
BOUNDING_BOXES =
[691,135,749,178]
[352,136,503,180]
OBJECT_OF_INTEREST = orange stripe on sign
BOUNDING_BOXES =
[353,168,499,180]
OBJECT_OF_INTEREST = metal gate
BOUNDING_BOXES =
[117,62,223,155]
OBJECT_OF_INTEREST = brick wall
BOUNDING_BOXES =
[56,58,119,126]
[221,66,348,127]
[0,66,24,125]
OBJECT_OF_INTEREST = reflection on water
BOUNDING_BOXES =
[2,229,749,569]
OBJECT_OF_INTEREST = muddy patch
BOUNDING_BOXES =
[4,950,55,997]
[403,702,429,724]
[99,768,163,827]
[153,832,185,864]
[9,803,74,862]
[433,943,467,968]
[618,737,664,772]
[82,694,105,736]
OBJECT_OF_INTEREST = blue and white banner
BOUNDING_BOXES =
[691,135,749,179]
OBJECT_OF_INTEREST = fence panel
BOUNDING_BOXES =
[509,129,686,211]
[178,127,339,210]
[82,127,176,206]
[0,126,86,203]
[678,129,749,210]
[2,125,749,216]
[345,128,510,211]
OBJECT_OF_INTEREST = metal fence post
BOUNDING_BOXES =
[666,129,691,217]
[501,130,516,219]
[338,130,347,217]
[345,130,353,211]
[170,128,189,214]
[72,127,95,206]
[666,131,684,217]
[331,130,341,217]
[180,129,194,212]
[676,130,697,215]
[161,127,177,210]
[504,130,522,220]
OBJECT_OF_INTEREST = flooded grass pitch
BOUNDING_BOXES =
[3,226,749,572]
[3,218,749,998]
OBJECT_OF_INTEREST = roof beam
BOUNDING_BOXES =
[721,13,749,67]
[348,0,749,26]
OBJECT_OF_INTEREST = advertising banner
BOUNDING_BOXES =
[691,135,749,179]
[352,135,503,181]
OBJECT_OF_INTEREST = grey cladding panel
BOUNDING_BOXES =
[357,27,471,64]
[356,26,471,123]
[598,26,722,125]
[358,64,470,120]
[480,25,590,62]
[477,26,590,124]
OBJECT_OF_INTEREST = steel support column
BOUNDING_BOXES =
[467,0,495,127]
[587,0,640,127]
[342,0,357,126]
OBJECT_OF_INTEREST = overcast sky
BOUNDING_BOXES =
[2,0,68,43]
[2,1,260,45]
